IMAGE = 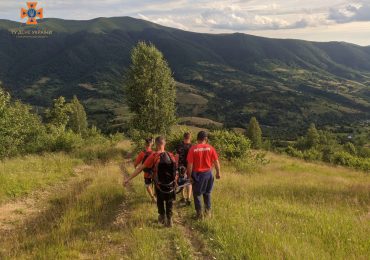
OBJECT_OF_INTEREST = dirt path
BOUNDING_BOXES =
[0,165,93,233]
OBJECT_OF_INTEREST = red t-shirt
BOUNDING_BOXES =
[187,144,218,173]
[134,148,152,167]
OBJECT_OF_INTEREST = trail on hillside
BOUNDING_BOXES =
[119,157,214,259]
[0,165,93,233]
[0,153,215,259]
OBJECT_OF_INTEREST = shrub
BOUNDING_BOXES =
[285,146,304,159]
[332,151,370,171]
[302,148,322,161]
[209,130,251,160]
[48,126,83,152]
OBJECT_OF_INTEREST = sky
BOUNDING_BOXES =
[1,0,370,46]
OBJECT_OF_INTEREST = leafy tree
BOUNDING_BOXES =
[125,42,176,135]
[45,97,71,129]
[68,96,88,134]
[0,88,47,158]
[306,123,320,148]
[344,142,357,156]
[246,117,262,149]
[210,130,251,160]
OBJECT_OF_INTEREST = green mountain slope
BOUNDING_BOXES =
[0,17,369,136]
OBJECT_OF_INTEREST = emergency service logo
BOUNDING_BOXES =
[10,2,52,38]
[21,2,43,25]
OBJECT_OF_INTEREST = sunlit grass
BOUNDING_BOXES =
[0,154,82,203]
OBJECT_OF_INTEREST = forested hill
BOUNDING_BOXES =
[0,17,369,136]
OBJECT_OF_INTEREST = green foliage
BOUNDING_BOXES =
[246,117,262,149]
[68,96,88,135]
[343,142,357,156]
[0,88,112,159]
[45,97,71,129]
[286,123,369,171]
[0,88,48,157]
[125,42,176,135]
[332,151,370,171]
[306,123,320,149]
[209,130,251,160]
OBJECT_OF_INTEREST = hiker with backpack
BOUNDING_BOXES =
[174,132,193,206]
[187,131,221,220]
[133,138,156,203]
[125,136,178,227]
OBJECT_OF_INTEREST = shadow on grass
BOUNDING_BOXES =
[0,176,128,258]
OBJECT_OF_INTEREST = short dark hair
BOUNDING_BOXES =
[145,137,153,146]
[197,131,208,141]
[183,132,191,139]
[155,136,166,146]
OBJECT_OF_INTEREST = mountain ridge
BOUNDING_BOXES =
[0,16,369,136]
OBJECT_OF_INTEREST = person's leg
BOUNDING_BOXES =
[203,171,214,217]
[145,178,156,202]
[185,185,192,206]
[156,191,165,224]
[165,199,174,227]
[192,172,206,219]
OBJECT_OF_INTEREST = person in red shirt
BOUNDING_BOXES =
[133,138,155,202]
[174,132,193,206]
[187,131,221,219]
[125,136,177,227]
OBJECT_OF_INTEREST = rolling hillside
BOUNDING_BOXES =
[0,17,369,136]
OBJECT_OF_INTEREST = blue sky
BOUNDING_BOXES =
[2,0,370,45]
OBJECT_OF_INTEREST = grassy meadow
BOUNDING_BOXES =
[0,154,82,203]
[0,143,369,259]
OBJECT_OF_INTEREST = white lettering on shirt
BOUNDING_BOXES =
[193,147,211,152]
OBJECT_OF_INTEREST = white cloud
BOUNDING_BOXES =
[328,1,370,23]
[0,0,369,45]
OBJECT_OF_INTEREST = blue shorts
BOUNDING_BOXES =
[191,170,214,195]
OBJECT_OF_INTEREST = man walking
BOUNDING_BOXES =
[125,137,177,227]
[187,131,221,219]
[133,138,156,202]
[175,132,192,206]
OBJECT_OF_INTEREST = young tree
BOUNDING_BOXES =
[125,42,176,135]
[246,117,262,149]
[306,123,320,148]
[68,96,88,134]
[45,96,71,129]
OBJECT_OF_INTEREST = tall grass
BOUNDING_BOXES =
[187,153,370,259]
[1,149,369,259]
[0,154,82,203]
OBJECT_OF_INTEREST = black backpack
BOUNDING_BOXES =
[176,142,192,167]
[152,152,177,194]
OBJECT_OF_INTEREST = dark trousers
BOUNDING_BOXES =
[156,188,174,218]
[192,171,214,211]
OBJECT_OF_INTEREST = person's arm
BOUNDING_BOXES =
[124,164,145,186]
[133,152,143,168]
[214,159,221,179]
[187,163,193,180]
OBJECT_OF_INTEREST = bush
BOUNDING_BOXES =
[0,99,48,158]
[332,151,370,171]
[209,130,251,160]
[230,152,270,173]
[49,126,83,152]
[285,146,304,159]
[302,148,323,161]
